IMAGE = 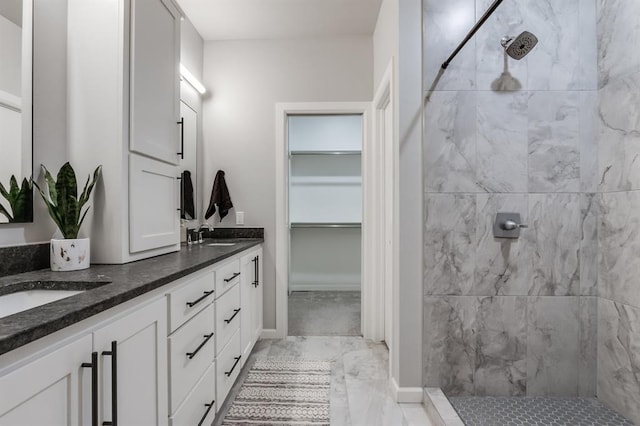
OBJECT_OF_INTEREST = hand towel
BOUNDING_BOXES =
[205,170,233,221]
[180,170,195,220]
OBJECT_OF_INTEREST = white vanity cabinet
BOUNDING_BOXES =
[66,0,183,264]
[166,269,217,426]
[0,244,263,425]
[241,247,263,363]
[0,335,92,426]
[0,298,168,426]
[93,298,168,426]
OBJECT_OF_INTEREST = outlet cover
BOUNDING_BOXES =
[236,211,244,225]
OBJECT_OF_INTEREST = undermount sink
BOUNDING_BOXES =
[0,289,84,319]
[206,242,237,247]
[0,280,110,319]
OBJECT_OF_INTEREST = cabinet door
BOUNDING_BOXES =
[0,335,93,426]
[240,252,255,362]
[130,153,180,253]
[130,0,181,164]
[93,298,168,426]
[253,248,263,343]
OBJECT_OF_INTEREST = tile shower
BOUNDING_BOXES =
[422,0,640,424]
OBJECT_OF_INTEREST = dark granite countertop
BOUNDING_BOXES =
[0,237,263,356]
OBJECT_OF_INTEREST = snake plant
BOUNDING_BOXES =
[33,162,102,239]
[0,176,33,223]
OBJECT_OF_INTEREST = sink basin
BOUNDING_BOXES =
[206,243,236,247]
[0,280,111,319]
[0,289,84,319]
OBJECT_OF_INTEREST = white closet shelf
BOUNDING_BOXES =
[290,176,361,185]
[290,222,361,228]
[289,150,361,156]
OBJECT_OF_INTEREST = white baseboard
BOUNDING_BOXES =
[389,376,424,403]
[289,284,361,291]
[260,329,280,339]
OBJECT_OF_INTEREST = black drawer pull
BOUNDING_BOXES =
[224,272,241,282]
[186,290,214,308]
[186,333,214,359]
[224,308,241,324]
[197,399,216,426]
[81,352,98,426]
[225,356,242,376]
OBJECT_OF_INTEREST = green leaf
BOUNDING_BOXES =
[0,181,9,202]
[33,180,64,232]
[12,178,33,222]
[55,163,79,239]
[41,165,57,207]
[33,163,101,239]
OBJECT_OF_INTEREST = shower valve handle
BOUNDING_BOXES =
[502,220,527,230]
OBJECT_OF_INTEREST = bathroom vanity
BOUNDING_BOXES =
[0,238,263,425]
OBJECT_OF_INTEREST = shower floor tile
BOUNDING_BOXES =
[449,396,633,426]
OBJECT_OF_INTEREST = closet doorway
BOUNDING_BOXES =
[286,114,362,336]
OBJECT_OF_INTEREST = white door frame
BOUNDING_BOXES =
[365,61,396,343]
[275,102,371,339]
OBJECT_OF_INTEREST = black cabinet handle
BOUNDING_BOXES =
[224,272,241,283]
[81,352,98,426]
[186,290,214,308]
[102,341,117,426]
[224,308,241,324]
[225,356,242,377]
[186,333,214,359]
[177,118,184,159]
[197,399,216,426]
[252,255,259,287]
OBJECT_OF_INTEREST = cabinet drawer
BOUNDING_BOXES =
[169,303,215,413]
[167,269,215,333]
[216,328,242,409]
[215,259,241,296]
[169,361,216,426]
[215,284,241,355]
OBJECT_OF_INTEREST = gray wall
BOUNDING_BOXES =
[201,37,373,330]
[596,0,640,422]
[422,0,599,397]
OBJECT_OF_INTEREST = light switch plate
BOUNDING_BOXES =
[236,211,244,225]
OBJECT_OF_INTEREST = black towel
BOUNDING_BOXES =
[205,170,233,221]
[181,170,195,220]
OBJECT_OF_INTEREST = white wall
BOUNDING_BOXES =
[0,0,67,247]
[202,36,372,329]
[373,0,424,397]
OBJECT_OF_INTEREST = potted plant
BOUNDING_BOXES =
[33,162,101,271]
[0,176,33,223]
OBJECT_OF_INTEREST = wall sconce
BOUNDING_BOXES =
[180,64,206,94]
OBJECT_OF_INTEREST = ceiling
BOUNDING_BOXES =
[176,0,383,41]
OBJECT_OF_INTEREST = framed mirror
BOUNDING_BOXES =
[0,0,33,224]
[179,99,198,221]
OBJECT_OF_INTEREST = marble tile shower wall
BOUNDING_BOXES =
[595,0,640,423]
[422,0,599,399]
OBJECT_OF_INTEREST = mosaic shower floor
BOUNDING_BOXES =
[449,396,633,426]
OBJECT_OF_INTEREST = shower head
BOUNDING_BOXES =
[501,31,538,60]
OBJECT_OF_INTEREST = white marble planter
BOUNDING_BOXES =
[50,238,90,271]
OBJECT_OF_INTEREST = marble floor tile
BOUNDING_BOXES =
[215,337,431,426]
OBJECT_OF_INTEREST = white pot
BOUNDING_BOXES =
[50,238,90,271]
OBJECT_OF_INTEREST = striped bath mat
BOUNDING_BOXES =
[222,358,332,425]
